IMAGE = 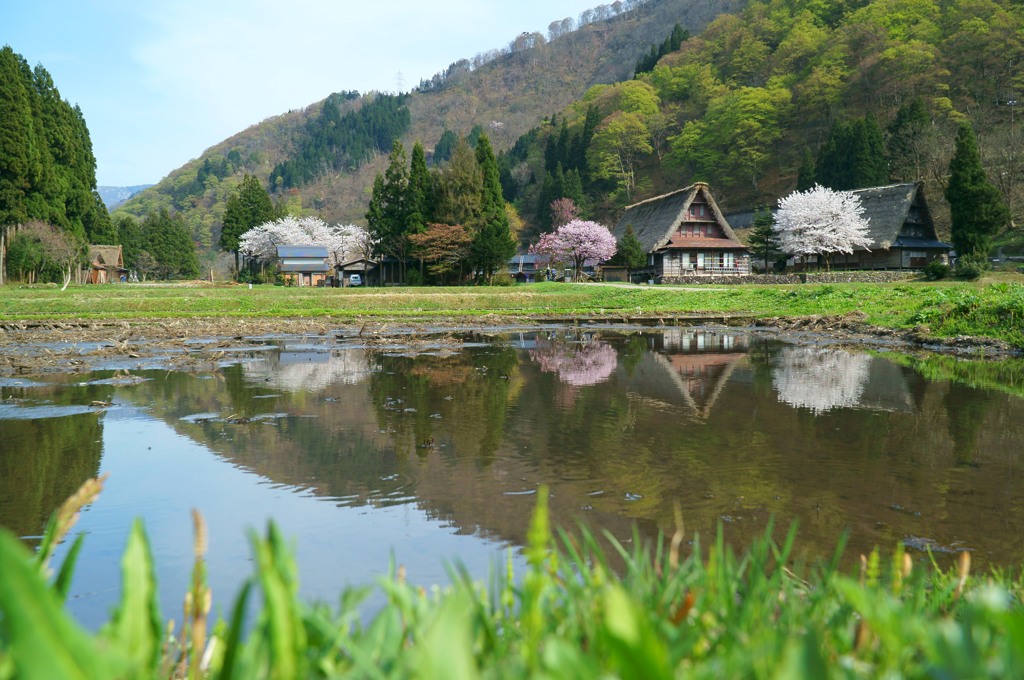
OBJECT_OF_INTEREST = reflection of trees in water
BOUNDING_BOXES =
[243,349,372,392]
[944,382,997,465]
[0,381,107,541]
[529,338,617,386]
[773,347,872,413]
[369,347,520,460]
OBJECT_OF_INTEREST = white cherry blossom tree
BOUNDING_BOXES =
[774,185,872,271]
[239,216,371,268]
[530,219,617,281]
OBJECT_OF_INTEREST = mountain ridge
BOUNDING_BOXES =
[115,0,740,247]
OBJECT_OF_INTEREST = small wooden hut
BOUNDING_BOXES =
[85,245,127,284]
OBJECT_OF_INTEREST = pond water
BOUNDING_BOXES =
[2,327,1023,629]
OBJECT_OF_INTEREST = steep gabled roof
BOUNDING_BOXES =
[850,182,948,250]
[611,183,744,253]
[88,245,123,268]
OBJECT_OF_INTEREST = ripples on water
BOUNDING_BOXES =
[2,327,1023,628]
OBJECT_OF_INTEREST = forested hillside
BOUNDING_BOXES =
[115,0,740,251]
[503,0,1024,241]
[118,0,1024,257]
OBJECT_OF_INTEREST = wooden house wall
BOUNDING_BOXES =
[282,272,328,286]
[660,251,751,276]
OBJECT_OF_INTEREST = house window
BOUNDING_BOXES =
[682,252,691,269]
[697,252,705,268]
[723,252,735,270]
[903,250,928,267]
[689,203,707,217]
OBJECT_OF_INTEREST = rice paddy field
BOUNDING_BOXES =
[2,279,1024,349]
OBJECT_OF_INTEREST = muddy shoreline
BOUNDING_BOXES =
[0,313,1018,376]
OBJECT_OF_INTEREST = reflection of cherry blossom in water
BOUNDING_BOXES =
[773,347,871,413]
[530,340,617,386]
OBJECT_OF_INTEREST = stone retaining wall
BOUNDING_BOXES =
[658,271,916,285]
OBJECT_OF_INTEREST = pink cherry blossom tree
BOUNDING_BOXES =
[774,185,872,271]
[549,198,580,228]
[530,219,617,281]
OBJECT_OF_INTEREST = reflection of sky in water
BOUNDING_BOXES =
[56,406,521,630]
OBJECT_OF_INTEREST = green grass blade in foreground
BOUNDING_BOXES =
[0,530,124,679]
[102,519,164,673]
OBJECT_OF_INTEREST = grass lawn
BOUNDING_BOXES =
[2,277,1023,348]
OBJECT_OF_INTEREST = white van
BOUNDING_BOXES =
[348,274,362,287]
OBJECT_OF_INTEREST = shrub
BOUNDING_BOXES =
[405,268,424,286]
[923,260,951,280]
[490,272,515,286]
[955,255,987,281]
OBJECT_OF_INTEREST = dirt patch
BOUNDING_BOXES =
[749,311,1020,357]
[0,313,1017,376]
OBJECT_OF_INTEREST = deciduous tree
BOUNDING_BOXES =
[774,185,871,270]
[531,219,617,280]
[550,198,580,227]
[408,223,473,283]
[589,112,652,201]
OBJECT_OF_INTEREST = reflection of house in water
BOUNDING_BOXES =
[618,330,748,420]
[243,346,374,391]
[773,347,914,414]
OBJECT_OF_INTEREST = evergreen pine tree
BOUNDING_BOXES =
[143,208,199,279]
[609,224,646,270]
[433,129,458,164]
[946,123,1009,261]
[564,169,588,217]
[887,97,930,182]
[555,119,571,169]
[407,142,431,234]
[851,114,888,188]
[472,134,516,282]
[221,174,273,277]
[574,105,601,181]
[366,140,411,278]
[83,191,116,243]
[747,207,782,272]
[433,139,482,228]
[116,214,142,270]
[796,148,816,191]
[0,47,36,228]
[817,116,889,190]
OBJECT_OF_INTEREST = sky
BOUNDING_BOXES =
[3,0,601,187]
